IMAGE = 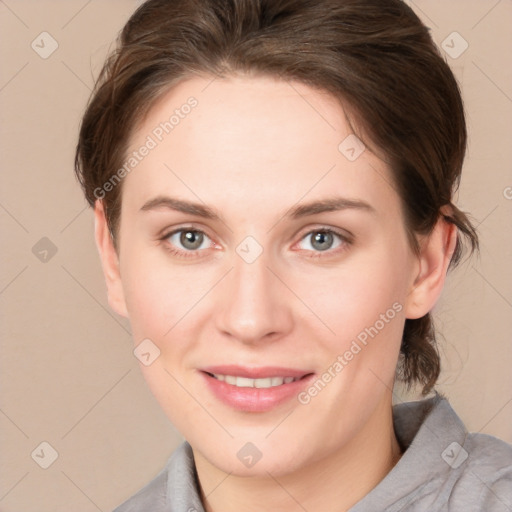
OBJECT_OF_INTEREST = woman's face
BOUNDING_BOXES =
[106,74,422,476]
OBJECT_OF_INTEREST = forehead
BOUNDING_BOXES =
[122,74,399,217]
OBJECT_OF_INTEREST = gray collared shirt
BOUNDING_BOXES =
[113,394,512,511]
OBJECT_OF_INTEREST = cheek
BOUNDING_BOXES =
[296,249,409,341]
[119,250,208,425]
[290,242,410,395]
[119,247,202,343]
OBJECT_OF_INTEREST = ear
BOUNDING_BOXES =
[93,200,128,318]
[404,210,458,319]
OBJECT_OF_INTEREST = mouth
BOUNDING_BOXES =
[199,365,315,412]
[204,372,307,388]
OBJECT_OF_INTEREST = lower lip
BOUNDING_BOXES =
[200,371,315,412]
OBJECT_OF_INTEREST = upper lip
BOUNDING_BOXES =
[201,365,313,379]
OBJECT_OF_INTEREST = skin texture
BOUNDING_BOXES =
[94,74,457,512]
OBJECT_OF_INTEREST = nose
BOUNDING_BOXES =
[215,249,294,346]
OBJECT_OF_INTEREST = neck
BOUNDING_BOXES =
[194,396,402,512]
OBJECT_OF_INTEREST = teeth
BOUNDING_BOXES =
[212,374,300,388]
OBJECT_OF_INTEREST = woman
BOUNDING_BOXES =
[74,0,512,510]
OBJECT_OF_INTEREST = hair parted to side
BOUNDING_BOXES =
[75,0,478,395]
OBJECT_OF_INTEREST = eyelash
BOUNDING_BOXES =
[298,228,351,259]
[160,227,214,259]
[159,226,352,260]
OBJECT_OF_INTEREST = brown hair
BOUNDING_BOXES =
[75,0,478,394]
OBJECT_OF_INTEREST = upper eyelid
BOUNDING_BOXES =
[161,224,213,240]
[163,226,216,246]
[293,228,350,251]
[292,225,353,248]
[296,225,350,239]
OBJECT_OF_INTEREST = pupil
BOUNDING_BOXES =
[181,230,203,250]
[312,231,332,251]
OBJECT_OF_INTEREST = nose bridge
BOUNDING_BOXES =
[233,250,271,304]
[215,245,292,343]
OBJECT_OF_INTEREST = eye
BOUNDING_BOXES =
[163,227,214,257]
[296,228,349,255]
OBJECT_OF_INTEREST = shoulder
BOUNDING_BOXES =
[427,396,512,510]
[390,393,512,510]
[459,431,512,508]
[465,430,512,471]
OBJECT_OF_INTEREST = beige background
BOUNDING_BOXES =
[1,1,511,510]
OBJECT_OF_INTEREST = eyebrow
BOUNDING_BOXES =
[140,195,376,220]
[289,197,375,217]
[140,196,219,219]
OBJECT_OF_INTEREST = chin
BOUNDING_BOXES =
[195,436,315,478]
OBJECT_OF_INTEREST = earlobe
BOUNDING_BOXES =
[404,213,458,320]
[93,201,129,318]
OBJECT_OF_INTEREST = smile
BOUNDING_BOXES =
[208,374,301,388]
[200,366,315,412]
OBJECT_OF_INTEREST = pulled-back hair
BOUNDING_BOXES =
[75,0,478,394]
